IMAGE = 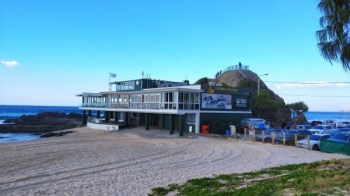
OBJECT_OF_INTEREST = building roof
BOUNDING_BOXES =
[100,85,203,95]
[76,92,104,97]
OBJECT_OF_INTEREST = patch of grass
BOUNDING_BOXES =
[149,159,350,196]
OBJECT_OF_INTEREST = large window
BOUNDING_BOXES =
[178,92,200,110]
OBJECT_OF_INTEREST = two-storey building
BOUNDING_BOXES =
[77,78,252,136]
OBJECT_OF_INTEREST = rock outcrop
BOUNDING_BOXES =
[0,112,82,133]
[200,69,292,127]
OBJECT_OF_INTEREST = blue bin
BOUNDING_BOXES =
[225,130,231,136]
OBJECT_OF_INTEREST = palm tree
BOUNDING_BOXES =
[316,0,350,71]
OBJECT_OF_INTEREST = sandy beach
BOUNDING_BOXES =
[0,127,348,195]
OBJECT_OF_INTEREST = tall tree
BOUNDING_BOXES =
[252,90,283,118]
[316,0,350,71]
[286,101,309,113]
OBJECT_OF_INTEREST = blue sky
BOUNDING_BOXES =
[1,0,349,111]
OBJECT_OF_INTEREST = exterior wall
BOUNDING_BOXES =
[87,121,119,131]
[78,81,252,135]
[200,112,252,135]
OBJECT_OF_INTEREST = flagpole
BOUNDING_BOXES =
[109,73,111,91]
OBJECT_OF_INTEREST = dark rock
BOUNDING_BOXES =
[40,132,57,138]
[67,113,82,118]
[3,119,16,124]
[41,131,73,138]
[0,112,82,133]
[210,69,292,126]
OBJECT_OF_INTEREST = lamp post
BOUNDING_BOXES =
[258,73,268,95]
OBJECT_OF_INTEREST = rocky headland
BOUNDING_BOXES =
[0,112,82,136]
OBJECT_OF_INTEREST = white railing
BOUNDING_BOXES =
[81,103,107,108]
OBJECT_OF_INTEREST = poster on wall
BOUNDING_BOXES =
[201,93,232,110]
[232,95,250,110]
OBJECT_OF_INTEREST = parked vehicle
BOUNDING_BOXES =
[308,125,333,134]
[254,129,275,141]
[295,125,313,131]
[321,133,350,155]
[310,120,323,126]
[266,130,297,145]
[240,118,270,130]
[326,133,350,144]
[336,121,350,128]
[297,134,331,151]
[324,120,336,128]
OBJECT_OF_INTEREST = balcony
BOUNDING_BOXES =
[80,103,107,108]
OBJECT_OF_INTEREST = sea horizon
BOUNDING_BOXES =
[0,105,349,122]
[1,104,349,113]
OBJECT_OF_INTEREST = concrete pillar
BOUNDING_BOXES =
[97,111,100,118]
[105,111,109,123]
[145,113,150,130]
[125,112,129,126]
[82,110,87,125]
[114,112,118,124]
[169,114,174,134]
[195,113,200,134]
[179,115,184,137]
[159,114,163,128]
[88,110,92,117]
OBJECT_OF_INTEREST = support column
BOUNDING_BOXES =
[159,114,163,128]
[179,115,184,137]
[88,110,92,117]
[125,112,129,126]
[113,112,118,124]
[195,113,200,134]
[97,111,100,118]
[145,113,150,130]
[105,111,109,123]
[82,110,87,125]
[169,114,174,134]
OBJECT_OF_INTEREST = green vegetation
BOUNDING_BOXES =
[149,159,350,196]
[287,101,309,113]
[317,0,350,71]
[252,90,284,118]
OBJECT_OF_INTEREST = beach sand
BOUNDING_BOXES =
[0,127,348,195]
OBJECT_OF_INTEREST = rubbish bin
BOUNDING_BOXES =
[230,125,236,138]
[201,124,209,134]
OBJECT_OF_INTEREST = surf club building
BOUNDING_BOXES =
[77,78,252,136]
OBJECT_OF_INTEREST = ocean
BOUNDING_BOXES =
[1,105,350,143]
[304,111,350,122]
[0,105,81,143]
[0,105,81,123]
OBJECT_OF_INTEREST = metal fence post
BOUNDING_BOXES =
[307,135,310,150]
[262,130,265,143]
[294,134,297,147]
[253,129,256,141]
[283,132,286,145]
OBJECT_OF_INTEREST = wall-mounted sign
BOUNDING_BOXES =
[235,98,247,107]
[201,93,232,110]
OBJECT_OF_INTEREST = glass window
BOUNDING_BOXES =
[137,95,142,102]
[186,114,196,123]
[155,94,160,102]
[179,92,183,102]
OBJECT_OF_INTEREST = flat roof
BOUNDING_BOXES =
[76,92,104,97]
[100,85,203,95]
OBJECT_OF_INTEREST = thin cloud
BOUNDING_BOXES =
[0,60,19,67]
[276,81,350,90]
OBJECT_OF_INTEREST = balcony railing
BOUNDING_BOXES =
[80,103,107,108]
[80,102,200,110]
